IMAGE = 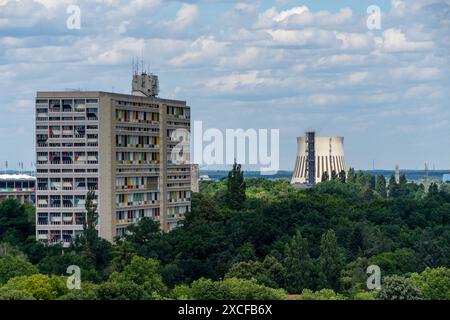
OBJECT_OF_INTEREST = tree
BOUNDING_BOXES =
[108,256,167,299]
[428,183,439,196]
[283,230,314,293]
[410,267,450,300]
[377,275,422,300]
[225,161,246,210]
[75,190,98,264]
[347,168,356,183]
[338,170,346,183]
[95,281,149,300]
[339,257,369,294]
[73,191,112,270]
[369,248,418,275]
[300,289,346,300]
[317,230,346,291]
[3,274,67,300]
[225,256,283,289]
[348,225,365,259]
[375,175,387,198]
[388,175,399,198]
[331,170,338,181]
[58,282,99,300]
[0,287,36,300]
[83,190,98,245]
[321,172,329,182]
[124,217,161,246]
[109,241,137,273]
[0,199,33,244]
[0,255,38,285]
[173,278,286,300]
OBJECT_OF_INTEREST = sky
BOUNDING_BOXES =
[0,0,449,171]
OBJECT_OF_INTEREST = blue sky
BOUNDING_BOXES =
[0,0,449,171]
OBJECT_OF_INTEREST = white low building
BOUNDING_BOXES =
[0,174,36,204]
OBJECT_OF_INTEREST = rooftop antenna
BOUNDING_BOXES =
[141,50,144,75]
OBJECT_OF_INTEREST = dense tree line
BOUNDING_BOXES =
[0,167,449,300]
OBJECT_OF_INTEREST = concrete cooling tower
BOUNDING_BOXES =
[291,132,346,185]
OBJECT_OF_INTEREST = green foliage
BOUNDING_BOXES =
[225,162,246,210]
[3,274,67,300]
[173,278,287,300]
[410,267,450,300]
[338,170,346,183]
[347,168,356,183]
[108,256,167,298]
[225,255,283,289]
[377,275,422,300]
[375,175,387,198]
[351,291,377,300]
[369,248,418,275]
[282,230,313,293]
[95,281,149,300]
[340,257,369,294]
[0,255,38,285]
[0,199,33,244]
[0,287,36,300]
[1,174,449,300]
[300,289,346,300]
[318,230,346,291]
[58,282,99,300]
[124,217,161,245]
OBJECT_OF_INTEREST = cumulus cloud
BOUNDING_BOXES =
[381,28,434,52]
[164,3,199,32]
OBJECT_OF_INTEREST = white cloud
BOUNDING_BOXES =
[381,28,434,52]
[169,36,227,67]
[166,4,199,31]
[390,66,441,81]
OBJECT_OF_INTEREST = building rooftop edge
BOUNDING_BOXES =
[36,91,187,105]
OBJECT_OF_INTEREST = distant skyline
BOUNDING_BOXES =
[0,0,449,171]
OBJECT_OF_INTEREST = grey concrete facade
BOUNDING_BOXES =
[35,90,191,245]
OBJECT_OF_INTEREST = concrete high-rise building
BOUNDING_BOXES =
[291,132,346,185]
[35,72,191,246]
[190,164,199,193]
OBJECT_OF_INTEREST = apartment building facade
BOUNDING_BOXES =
[35,76,191,245]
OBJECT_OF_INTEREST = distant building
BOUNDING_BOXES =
[199,175,212,182]
[190,164,199,193]
[291,132,346,185]
[0,174,36,204]
[443,174,450,183]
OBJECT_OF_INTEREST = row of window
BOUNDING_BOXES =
[115,177,158,190]
[116,192,159,207]
[36,168,98,174]
[37,177,97,191]
[37,212,84,226]
[116,135,159,148]
[37,194,96,208]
